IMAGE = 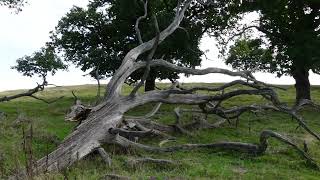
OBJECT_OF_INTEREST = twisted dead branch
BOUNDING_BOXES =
[96,147,112,167]
[131,14,160,96]
[125,103,162,119]
[135,0,148,45]
[113,130,319,169]
[127,157,176,166]
[0,76,63,104]
[26,0,320,177]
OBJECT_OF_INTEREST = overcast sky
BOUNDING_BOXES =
[0,0,319,92]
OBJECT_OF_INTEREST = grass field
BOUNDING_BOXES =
[0,83,320,179]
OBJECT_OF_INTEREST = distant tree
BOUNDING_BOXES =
[13,46,66,79]
[221,0,320,102]
[50,0,204,91]
[0,46,67,103]
[0,0,26,10]
[0,0,68,102]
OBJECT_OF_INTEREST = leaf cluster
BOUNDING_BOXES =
[223,0,320,76]
[49,0,204,82]
[0,0,26,11]
[13,47,67,78]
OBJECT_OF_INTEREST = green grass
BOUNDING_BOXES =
[0,83,320,179]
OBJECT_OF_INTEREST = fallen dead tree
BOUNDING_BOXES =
[23,0,319,177]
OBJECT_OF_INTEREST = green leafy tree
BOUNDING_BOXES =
[49,0,204,91]
[222,0,320,102]
[13,46,66,79]
[1,46,67,102]
[0,0,68,102]
[0,0,26,10]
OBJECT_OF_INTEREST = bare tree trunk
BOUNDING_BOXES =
[145,73,156,92]
[35,2,191,168]
[37,101,123,172]
[292,67,311,102]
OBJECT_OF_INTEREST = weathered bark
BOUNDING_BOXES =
[96,147,112,166]
[37,97,163,173]
[29,1,320,176]
[35,1,193,173]
[133,15,160,95]
[36,102,123,172]
[113,130,318,168]
[292,67,311,102]
[65,99,91,122]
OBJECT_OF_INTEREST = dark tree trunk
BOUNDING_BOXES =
[145,74,156,92]
[292,67,311,103]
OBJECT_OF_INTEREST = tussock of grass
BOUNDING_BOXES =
[0,84,320,179]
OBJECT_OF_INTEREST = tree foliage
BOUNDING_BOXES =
[209,0,320,101]
[0,0,70,103]
[0,0,26,10]
[50,0,205,86]
[13,46,67,79]
[226,39,278,75]
[225,0,320,77]
[0,47,66,103]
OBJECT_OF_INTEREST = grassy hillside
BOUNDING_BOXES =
[0,84,320,179]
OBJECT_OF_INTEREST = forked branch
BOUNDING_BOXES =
[135,0,148,44]
[131,14,161,96]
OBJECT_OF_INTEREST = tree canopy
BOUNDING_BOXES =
[0,46,67,103]
[49,0,205,90]
[13,46,67,79]
[222,0,320,101]
[0,0,69,103]
[0,0,26,10]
